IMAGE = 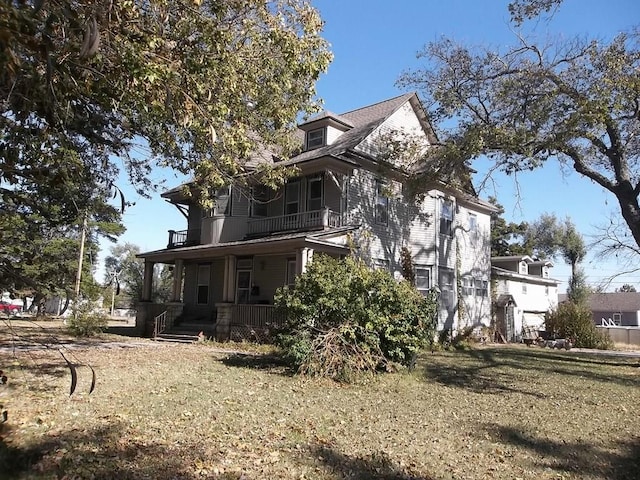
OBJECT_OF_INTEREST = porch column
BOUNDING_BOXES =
[222,255,236,302]
[141,260,155,302]
[171,259,184,302]
[296,247,314,275]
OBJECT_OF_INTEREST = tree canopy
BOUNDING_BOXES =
[398,5,640,255]
[1,0,331,295]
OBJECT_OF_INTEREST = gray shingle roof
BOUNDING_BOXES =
[280,92,418,166]
[587,292,640,312]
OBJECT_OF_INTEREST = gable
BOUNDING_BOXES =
[354,99,432,168]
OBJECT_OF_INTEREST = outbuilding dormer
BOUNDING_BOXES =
[298,111,354,150]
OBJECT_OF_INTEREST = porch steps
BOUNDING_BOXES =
[155,320,216,343]
[155,333,200,343]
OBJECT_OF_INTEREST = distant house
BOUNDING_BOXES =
[136,93,497,340]
[491,256,560,341]
[583,292,640,327]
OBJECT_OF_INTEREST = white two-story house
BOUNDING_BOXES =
[491,255,561,341]
[136,93,496,340]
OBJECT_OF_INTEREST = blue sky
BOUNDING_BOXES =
[98,0,640,292]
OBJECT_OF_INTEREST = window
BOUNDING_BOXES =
[306,128,325,150]
[613,313,622,326]
[286,259,297,288]
[522,284,528,294]
[373,258,390,271]
[307,176,323,211]
[545,286,549,296]
[196,264,210,305]
[285,181,300,215]
[438,268,455,308]
[214,186,232,216]
[468,214,477,236]
[462,276,474,296]
[250,185,269,217]
[474,279,488,297]
[440,198,453,237]
[235,258,253,304]
[415,266,431,296]
[375,179,389,225]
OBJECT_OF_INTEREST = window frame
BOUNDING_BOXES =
[235,258,253,304]
[375,179,389,226]
[307,175,323,212]
[440,198,453,237]
[196,264,210,305]
[462,276,474,296]
[306,128,326,150]
[474,279,488,297]
[250,185,269,218]
[414,265,431,297]
[285,180,300,215]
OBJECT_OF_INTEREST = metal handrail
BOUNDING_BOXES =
[153,310,168,339]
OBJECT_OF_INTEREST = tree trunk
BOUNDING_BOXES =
[616,186,640,251]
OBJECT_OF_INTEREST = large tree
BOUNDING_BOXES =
[1,0,331,214]
[398,5,640,256]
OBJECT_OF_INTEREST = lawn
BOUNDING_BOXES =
[1,321,639,479]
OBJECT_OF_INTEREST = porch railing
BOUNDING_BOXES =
[228,304,285,342]
[247,207,341,236]
[153,310,167,339]
[167,229,201,248]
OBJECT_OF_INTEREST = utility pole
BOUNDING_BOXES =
[74,213,87,299]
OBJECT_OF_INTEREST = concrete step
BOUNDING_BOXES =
[155,333,199,343]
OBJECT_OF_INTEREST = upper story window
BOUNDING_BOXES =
[307,176,323,211]
[474,279,488,297]
[522,284,528,294]
[306,128,326,150]
[212,186,231,216]
[613,313,622,325]
[375,179,389,225]
[440,198,453,237]
[250,185,269,217]
[462,276,474,296]
[285,180,300,215]
[519,261,528,275]
[468,214,478,236]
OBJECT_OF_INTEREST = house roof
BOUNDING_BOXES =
[491,266,560,286]
[279,92,421,167]
[137,227,357,263]
[584,292,640,312]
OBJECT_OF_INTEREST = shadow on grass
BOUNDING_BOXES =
[220,352,293,375]
[422,347,639,394]
[484,424,640,480]
[1,423,215,479]
[310,444,435,480]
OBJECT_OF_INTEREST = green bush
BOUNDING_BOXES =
[66,300,108,337]
[545,302,613,349]
[274,255,438,380]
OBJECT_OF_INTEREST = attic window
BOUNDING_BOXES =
[306,128,325,150]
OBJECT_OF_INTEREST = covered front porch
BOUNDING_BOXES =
[136,231,353,340]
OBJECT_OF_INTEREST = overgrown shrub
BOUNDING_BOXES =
[274,255,438,381]
[66,300,108,337]
[545,301,613,349]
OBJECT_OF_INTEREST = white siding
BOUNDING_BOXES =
[355,102,430,168]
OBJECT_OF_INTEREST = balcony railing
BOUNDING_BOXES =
[247,207,341,236]
[167,229,201,248]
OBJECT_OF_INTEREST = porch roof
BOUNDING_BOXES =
[137,227,356,263]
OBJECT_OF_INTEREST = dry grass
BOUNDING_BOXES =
[1,321,639,480]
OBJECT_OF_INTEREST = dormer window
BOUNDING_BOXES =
[306,128,325,150]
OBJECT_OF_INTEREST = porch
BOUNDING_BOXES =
[166,208,342,248]
[146,303,286,343]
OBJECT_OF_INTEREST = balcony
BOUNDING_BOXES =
[247,208,342,237]
[167,229,201,248]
